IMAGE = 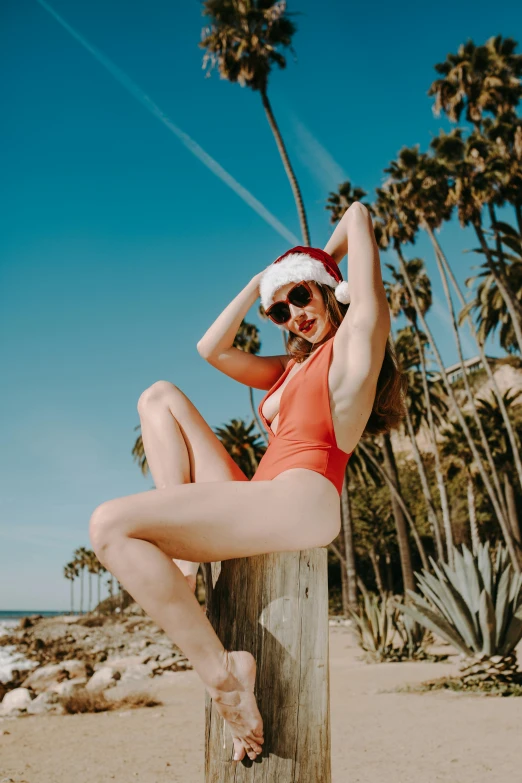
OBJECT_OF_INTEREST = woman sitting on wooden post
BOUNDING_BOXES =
[88,202,404,763]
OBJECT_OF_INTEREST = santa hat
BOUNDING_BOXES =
[260,246,350,318]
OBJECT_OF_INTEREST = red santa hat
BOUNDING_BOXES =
[260,246,350,315]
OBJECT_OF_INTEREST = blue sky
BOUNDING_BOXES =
[1,0,521,610]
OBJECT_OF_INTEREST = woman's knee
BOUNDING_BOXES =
[137,380,181,413]
[89,503,123,562]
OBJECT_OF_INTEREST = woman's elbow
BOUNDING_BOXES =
[196,341,211,360]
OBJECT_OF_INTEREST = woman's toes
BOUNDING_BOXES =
[244,743,258,761]
[232,737,245,762]
[246,735,263,753]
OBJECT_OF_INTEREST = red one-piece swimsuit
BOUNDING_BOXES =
[251,336,353,495]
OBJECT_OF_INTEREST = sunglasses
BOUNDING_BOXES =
[265,281,313,325]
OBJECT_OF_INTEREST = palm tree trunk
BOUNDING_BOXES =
[504,472,522,546]
[388,326,444,558]
[369,546,386,596]
[467,472,480,554]
[403,376,445,560]
[80,568,84,614]
[473,219,522,355]
[380,433,415,593]
[412,325,454,564]
[426,225,510,529]
[358,440,430,571]
[97,572,101,614]
[384,548,394,594]
[340,474,357,608]
[249,386,268,445]
[336,521,350,616]
[88,572,92,614]
[425,226,522,498]
[260,88,310,246]
[70,579,74,615]
[394,243,520,570]
[490,203,522,304]
[245,444,260,477]
[328,542,369,599]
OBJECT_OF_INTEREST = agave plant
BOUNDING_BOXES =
[396,542,522,684]
[395,612,434,660]
[349,593,397,661]
[349,593,430,661]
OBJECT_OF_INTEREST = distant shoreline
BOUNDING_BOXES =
[0,610,71,620]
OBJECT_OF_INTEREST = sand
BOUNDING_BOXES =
[1,628,521,783]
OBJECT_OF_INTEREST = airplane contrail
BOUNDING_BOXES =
[34,0,300,245]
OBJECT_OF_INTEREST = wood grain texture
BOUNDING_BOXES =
[203,549,331,782]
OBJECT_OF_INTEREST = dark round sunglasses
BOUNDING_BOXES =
[265,281,313,325]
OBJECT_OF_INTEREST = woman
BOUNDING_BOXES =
[88,202,404,763]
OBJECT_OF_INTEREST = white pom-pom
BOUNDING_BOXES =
[335,281,350,304]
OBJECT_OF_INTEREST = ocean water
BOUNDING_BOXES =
[0,610,69,683]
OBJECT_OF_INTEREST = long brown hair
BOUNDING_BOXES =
[285,282,408,436]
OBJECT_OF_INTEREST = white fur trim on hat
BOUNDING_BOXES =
[260,253,340,310]
[334,280,350,304]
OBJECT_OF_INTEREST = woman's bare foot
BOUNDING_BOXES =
[208,650,264,762]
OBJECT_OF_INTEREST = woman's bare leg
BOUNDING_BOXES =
[139,385,200,590]
[92,382,262,761]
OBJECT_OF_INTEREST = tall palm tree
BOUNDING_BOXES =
[213,417,266,478]
[94,558,106,614]
[463,223,522,354]
[349,471,399,595]
[357,438,429,575]
[383,143,522,499]
[484,114,522,232]
[340,464,357,609]
[380,432,414,591]
[475,389,522,547]
[63,562,78,615]
[233,320,268,444]
[431,128,522,354]
[373,186,520,570]
[73,546,90,614]
[326,181,372,223]
[427,36,522,129]
[385,147,522,515]
[86,550,100,613]
[385,257,452,561]
[439,415,482,553]
[200,0,310,245]
[393,326,447,560]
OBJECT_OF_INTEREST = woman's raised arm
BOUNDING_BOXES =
[324,202,389,328]
[197,273,263,359]
[197,271,287,391]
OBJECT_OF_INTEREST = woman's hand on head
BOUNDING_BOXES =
[251,269,267,297]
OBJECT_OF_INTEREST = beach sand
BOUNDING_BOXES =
[1,627,521,783]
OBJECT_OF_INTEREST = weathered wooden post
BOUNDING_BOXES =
[204,548,331,782]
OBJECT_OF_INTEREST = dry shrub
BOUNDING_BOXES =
[76,615,107,627]
[60,688,162,714]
